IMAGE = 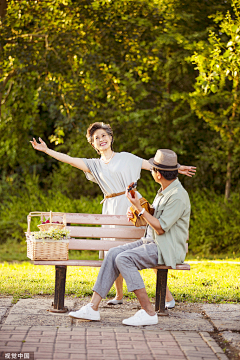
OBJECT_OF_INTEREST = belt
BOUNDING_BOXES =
[100,191,125,204]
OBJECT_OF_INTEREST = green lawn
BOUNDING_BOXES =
[1,239,239,304]
[1,261,240,304]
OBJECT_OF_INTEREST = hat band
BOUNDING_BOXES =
[153,161,177,169]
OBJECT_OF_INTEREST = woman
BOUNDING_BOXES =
[30,122,196,307]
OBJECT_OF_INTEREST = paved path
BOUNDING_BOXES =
[0,326,227,360]
[1,297,240,360]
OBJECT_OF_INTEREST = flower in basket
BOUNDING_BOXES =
[32,227,70,241]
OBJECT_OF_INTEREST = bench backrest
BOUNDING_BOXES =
[49,213,188,253]
[51,213,145,251]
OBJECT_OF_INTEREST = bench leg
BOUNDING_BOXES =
[49,265,68,313]
[155,269,169,316]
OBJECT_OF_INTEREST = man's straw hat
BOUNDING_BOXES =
[149,149,180,171]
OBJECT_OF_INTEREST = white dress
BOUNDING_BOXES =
[82,152,143,257]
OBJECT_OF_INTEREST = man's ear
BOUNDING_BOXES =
[157,171,162,180]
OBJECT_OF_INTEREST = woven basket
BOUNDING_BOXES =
[37,223,66,231]
[26,211,69,260]
[26,234,69,261]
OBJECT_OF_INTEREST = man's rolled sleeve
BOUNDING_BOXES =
[158,197,185,232]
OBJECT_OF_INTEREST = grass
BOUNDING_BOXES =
[0,261,240,304]
[1,239,240,304]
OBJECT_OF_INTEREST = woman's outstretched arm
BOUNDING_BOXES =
[141,159,196,177]
[30,137,90,173]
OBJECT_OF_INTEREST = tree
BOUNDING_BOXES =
[190,0,240,200]
[0,0,236,198]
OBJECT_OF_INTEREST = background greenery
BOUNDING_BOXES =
[1,0,240,257]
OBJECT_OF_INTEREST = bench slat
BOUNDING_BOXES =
[69,239,188,252]
[34,259,190,270]
[51,213,132,226]
[69,239,138,250]
[154,263,190,270]
[34,260,103,266]
[67,226,145,239]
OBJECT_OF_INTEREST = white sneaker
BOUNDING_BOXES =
[107,298,123,305]
[68,303,100,321]
[122,309,158,326]
[165,298,175,309]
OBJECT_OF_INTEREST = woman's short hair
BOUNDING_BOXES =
[86,122,114,150]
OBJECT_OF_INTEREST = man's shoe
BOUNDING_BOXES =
[122,309,158,326]
[165,298,175,309]
[68,303,100,321]
[107,298,123,305]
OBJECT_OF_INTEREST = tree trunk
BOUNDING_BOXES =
[0,0,7,18]
[224,150,232,202]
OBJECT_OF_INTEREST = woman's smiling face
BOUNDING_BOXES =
[92,129,112,152]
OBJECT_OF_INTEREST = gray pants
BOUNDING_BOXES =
[93,239,159,298]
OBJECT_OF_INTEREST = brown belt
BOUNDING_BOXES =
[100,191,125,204]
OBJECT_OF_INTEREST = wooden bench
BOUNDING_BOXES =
[33,212,190,315]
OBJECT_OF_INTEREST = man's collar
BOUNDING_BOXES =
[157,178,179,197]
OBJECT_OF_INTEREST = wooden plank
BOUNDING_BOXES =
[153,264,190,270]
[68,239,137,250]
[34,260,103,266]
[34,260,190,270]
[68,239,186,252]
[51,213,132,226]
[67,226,145,239]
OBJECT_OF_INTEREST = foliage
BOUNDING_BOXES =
[189,190,240,256]
[0,261,239,303]
[1,0,240,257]
[1,0,238,198]
[0,174,102,244]
[0,173,239,256]
[190,0,240,199]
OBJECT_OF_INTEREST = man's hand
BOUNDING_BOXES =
[178,165,196,177]
[126,190,142,212]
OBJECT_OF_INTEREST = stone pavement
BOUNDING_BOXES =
[0,296,240,360]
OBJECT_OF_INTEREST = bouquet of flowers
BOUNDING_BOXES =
[32,227,70,241]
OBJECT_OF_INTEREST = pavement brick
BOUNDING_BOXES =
[54,343,71,349]
[70,354,87,360]
[148,349,169,355]
[53,354,70,359]
[69,344,87,350]
[118,344,134,349]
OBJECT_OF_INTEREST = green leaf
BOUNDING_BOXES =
[210,84,218,93]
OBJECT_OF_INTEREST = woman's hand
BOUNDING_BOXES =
[30,137,48,152]
[178,165,196,177]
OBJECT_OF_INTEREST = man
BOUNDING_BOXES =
[69,149,191,326]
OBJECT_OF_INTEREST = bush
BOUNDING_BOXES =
[0,174,102,244]
[1,175,240,257]
[189,190,240,256]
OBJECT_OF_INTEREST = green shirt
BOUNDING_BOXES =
[151,178,191,269]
